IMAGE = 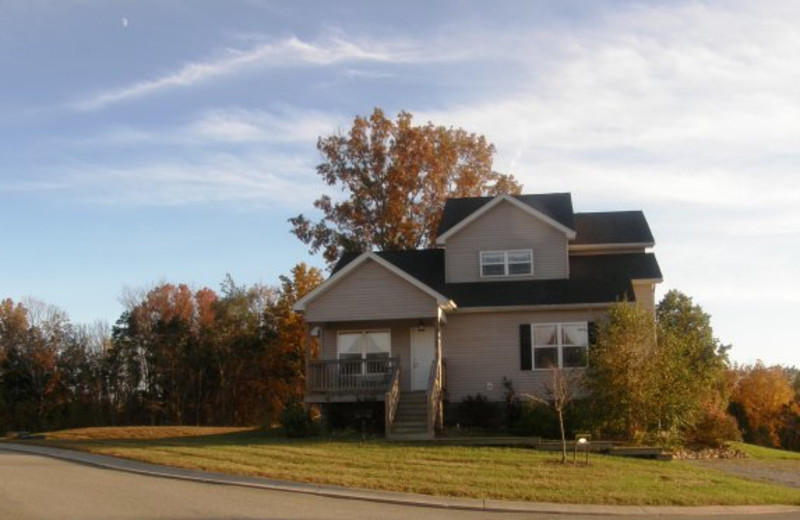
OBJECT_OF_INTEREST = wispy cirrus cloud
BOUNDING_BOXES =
[64,106,345,148]
[6,106,346,207]
[186,107,343,145]
[72,35,423,111]
[20,151,318,207]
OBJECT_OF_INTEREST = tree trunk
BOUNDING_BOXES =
[558,408,567,464]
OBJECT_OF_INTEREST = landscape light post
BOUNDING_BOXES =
[574,433,591,466]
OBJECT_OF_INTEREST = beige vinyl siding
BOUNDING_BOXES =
[442,308,607,401]
[318,319,425,391]
[445,200,569,283]
[303,260,438,322]
[632,281,656,314]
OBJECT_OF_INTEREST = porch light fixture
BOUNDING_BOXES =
[417,320,425,332]
[310,326,321,337]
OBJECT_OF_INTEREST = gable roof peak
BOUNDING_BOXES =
[293,250,455,313]
[436,192,576,244]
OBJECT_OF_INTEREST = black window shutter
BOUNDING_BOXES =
[520,324,532,371]
[587,321,599,347]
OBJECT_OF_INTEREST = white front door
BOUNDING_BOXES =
[410,327,436,391]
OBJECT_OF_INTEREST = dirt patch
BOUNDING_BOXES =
[42,426,255,441]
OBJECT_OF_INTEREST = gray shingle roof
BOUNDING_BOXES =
[333,250,662,308]
[572,211,654,245]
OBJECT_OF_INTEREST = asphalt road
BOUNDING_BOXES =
[0,451,797,520]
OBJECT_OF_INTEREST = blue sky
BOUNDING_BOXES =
[2,1,798,366]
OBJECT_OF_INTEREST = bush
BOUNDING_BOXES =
[512,400,559,437]
[321,401,384,434]
[502,377,522,428]
[687,406,742,448]
[511,398,594,439]
[457,394,501,430]
[280,401,320,438]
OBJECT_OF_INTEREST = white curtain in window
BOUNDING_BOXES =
[361,332,390,354]
[561,324,587,346]
[338,333,361,355]
[338,332,391,357]
[533,324,557,346]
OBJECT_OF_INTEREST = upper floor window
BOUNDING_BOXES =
[480,249,533,277]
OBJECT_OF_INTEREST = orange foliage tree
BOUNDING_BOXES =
[731,362,795,447]
[0,298,66,431]
[290,108,522,264]
[264,263,323,421]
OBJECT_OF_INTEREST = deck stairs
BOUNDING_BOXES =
[388,390,432,440]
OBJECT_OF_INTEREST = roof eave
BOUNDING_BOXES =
[631,277,664,284]
[452,302,613,313]
[569,242,655,251]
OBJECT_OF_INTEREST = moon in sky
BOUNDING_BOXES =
[121,17,129,28]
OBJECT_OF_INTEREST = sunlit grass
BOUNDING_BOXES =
[732,442,800,461]
[27,427,800,506]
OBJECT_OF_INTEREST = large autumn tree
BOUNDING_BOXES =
[290,108,522,264]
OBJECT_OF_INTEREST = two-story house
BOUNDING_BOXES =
[293,193,662,439]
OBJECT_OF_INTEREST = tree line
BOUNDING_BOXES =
[0,264,322,433]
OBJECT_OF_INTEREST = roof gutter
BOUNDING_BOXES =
[450,302,614,314]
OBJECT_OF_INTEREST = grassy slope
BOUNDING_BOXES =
[732,442,800,460]
[22,427,800,506]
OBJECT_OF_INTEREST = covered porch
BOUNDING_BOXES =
[303,317,447,439]
[292,252,454,438]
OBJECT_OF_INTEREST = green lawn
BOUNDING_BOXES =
[732,441,800,460]
[21,427,800,506]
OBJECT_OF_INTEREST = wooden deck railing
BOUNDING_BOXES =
[426,357,446,436]
[384,362,401,433]
[307,357,399,394]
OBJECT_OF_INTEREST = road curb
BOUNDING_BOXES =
[1,442,798,516]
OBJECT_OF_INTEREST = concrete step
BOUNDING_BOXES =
[393,419,426,428]
[387,432,434,441]
[395,407,427,416]
[396,412,425,419]
[394,409,425,417]
[392,427,429,436]
[399,399,427,406]
[395,414,426,422]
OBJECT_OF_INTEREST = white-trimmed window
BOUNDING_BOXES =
[480,249,533,277]
[531,322,588,369]
[337,331,391,374]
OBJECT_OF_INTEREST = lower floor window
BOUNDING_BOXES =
[337,331,391,374]
[531,322,588,369]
